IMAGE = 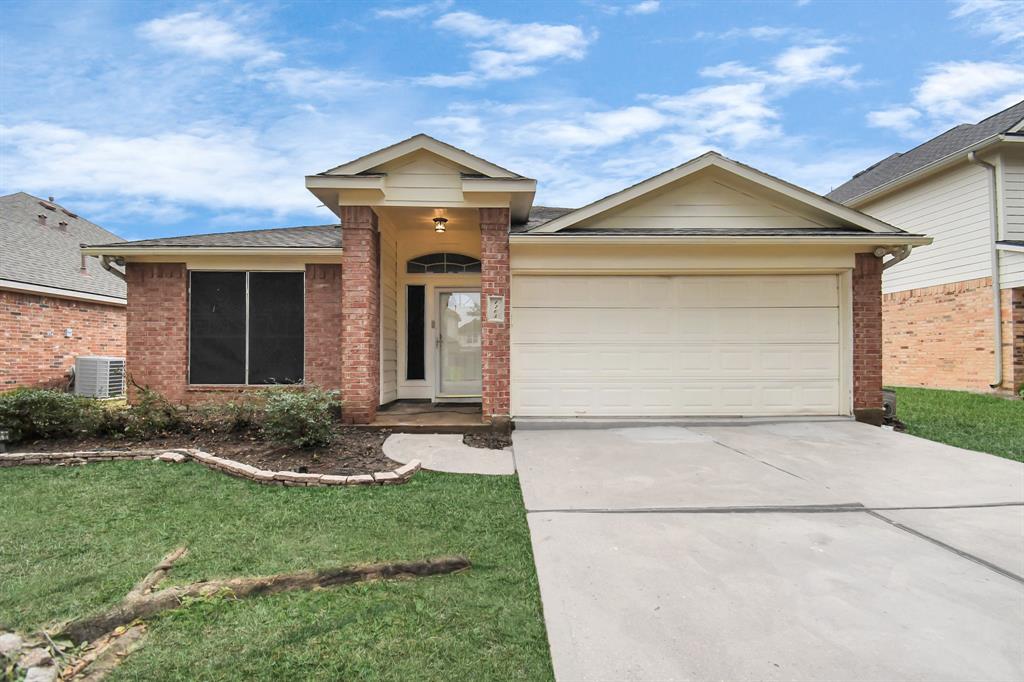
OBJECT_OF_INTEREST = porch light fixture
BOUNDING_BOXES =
[433,216,448,233]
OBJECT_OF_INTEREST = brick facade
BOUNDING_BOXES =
[339,207,380,423]
[853,253,883,424]
[304,264,344,391]
[125,262,346,404]
[883,277,1024,394]
[125,262,188,401]
[480,208,511,424]
[1,288,126,390]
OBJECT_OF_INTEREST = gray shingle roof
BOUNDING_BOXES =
[828,99,1024,204]
[87,224,341,249]
[0,192,127,300]
[511,206,575,233]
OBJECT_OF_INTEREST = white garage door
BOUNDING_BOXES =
[511,274,842,417]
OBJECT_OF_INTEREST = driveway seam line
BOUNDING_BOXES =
[526,501,1024,514]
[865,510,1024,585]
[703,435,810,481]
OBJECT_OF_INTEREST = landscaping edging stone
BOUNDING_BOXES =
[0,447,421,487]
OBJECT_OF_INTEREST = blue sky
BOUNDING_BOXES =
[1,0,1022,240]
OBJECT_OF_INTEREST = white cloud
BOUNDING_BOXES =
[952,0,1024,44]
[695,26,802,41]
[0,122,317,216]
[625,1,661,15]
[137,11,282,65]
[374,1,453,20]
[420,11,593,86]
[522,106,669,148]
[261,67,381,97]
[867,61,1024,137]
[866,106,921,135]
[650,83,781,147]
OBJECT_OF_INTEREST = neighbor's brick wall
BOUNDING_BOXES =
[305,264,343,391]
[480,208,511,422]
[340,207,380,423]
[883,278,1024,393]
[0,289,126,390]
[853,253,883,423]
[126,262,188,402]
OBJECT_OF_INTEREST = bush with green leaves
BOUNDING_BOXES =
[0,388,106,442]
[260,388,338,448]
[122,388,186,439]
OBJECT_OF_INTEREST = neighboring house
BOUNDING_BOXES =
[829,100,1024,394]
[82,135,928,425]
[0,192,127,389]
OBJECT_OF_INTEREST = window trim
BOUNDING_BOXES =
[406,252,481,274]
[187,269,306,386]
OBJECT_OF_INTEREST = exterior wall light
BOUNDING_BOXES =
[433,216,448,233]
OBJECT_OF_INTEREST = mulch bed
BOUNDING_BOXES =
[10,428,395,476]
[463,432,513,450]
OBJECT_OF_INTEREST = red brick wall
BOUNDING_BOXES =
[126,262,188,401]
[853,253,883,423]
[340,207,380,423]
[883,278,1024,393]
[480,208,511,422]
[305,264,343,391]
[125,262,347,405]
[1,289,126,390]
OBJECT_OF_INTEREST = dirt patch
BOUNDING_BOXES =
[462,432,512,450]
[11,428,395,476]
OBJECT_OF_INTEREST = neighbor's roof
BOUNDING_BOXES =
[828,99,1024,205]
[86,224,342,250]
[0,192,127,300]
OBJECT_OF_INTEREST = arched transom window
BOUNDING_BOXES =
[406,253,481,274]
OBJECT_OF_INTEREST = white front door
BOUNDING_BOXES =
[437,290,482,398]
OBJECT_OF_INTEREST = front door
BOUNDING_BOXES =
[437,290,482,398]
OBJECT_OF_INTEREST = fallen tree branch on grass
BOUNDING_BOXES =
[51,548,470,679]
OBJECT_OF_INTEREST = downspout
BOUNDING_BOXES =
[875,245,913,270]
[966,151,1003,389]
[99,255,127,282]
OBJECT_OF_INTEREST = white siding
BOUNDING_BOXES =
[1002,149,1024,241]
[578,173,839,230]
[379,215,399,404]
[1001,250,1024,289]
[860,162,994,293]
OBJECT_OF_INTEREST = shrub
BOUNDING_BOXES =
[260,388,337,448]
[185,399,261,435]
[122,388,185,439]
[0,388,106,442]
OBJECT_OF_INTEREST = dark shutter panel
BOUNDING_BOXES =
[248,272,304,384]
[406,285,425,380]
[189,272,246,384]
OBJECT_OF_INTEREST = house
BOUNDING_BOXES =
[1,192,127,389]
[81,135,929,426]
[828,100,1024,394]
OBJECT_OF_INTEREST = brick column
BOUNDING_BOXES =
[853,252,883,425]
[1008,287,1024,394]
[305,264,343,390]
[340,207,380,424]
[480,208,511,428]
[126,262,188,402]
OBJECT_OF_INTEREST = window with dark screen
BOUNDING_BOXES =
[189,271,304,385]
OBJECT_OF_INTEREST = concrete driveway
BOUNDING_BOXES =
[514,419,1024,681]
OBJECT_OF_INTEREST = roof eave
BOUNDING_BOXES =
[510,234,933,246]
[0,278,126,306]
[81,246,343,257]
[843,134,1024,207]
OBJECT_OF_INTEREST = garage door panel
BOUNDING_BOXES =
[513,344,839,380]
[511,381,841,416]
[511,274,843,417]
[513,275,839,308]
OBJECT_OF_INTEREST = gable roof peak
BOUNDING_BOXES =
[317,133,525,179]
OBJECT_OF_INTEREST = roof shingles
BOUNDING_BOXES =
[0,192,127,300]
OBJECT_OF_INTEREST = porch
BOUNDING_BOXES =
[369,400,490,433]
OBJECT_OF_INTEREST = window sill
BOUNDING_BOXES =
[186,384,305,392]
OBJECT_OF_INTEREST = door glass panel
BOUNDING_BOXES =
[438,292,482,396]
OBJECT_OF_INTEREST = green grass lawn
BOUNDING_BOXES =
[0,463,553,681]
[893,387,1024,462]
